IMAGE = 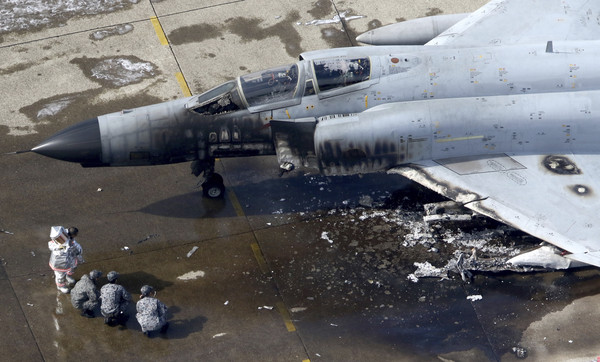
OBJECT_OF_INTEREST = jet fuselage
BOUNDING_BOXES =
[33,40,600,175]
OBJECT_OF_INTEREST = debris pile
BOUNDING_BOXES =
[304,191,544,287]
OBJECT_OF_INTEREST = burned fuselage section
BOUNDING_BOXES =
[90,56,381,171]
[96,98,273,168]
[94,63,307,168]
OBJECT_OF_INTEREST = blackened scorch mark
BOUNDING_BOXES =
[570,184,593,197]
[542,155,581,175]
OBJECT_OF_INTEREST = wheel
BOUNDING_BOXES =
[202,174,225,199]
[203,182,225,198]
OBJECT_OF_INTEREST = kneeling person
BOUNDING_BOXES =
[71,270,102,318]
[100,271,131,325]
[136,285,168,337]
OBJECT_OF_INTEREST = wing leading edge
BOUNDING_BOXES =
[390,153,600,267]
[426,0,600,46]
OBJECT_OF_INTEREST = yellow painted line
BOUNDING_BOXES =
[285,109,291,119]
[365,95,368,108]
[150,16,169,45]
[436,135,484,143]
[276,302,297,332]
[176,72,192,97]
[250,242,269,274]
[302,360,311,362]
[227,189,245,217]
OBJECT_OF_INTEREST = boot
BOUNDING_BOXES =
[160,322,169,333]
[116,311,129,325]
[80,309,94,318]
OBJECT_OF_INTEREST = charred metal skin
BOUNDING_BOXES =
[313,91,600,175]
[96,99,272,167]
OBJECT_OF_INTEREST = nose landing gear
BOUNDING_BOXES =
[191,159,226,199]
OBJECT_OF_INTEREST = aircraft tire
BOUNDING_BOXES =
[202,174,225,199]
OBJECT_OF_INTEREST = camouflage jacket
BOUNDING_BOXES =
[71,275,99,309]
[100,283,131,315]
[136,297,168,332]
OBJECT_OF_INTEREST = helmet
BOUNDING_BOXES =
[67,227,79,238]
[140,285,154,296]
[89,270,102,280]
[107,271,119,282]
[50,226,67,242]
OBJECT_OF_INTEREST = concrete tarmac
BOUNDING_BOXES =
[3,0,600,361]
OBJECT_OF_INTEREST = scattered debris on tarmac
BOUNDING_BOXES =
[186,246,199,258]
[304,188,541,287]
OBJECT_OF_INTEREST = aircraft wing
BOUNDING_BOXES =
[389,153,600,267]
[426,0,600,46]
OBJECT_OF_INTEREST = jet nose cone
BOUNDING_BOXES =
[355,31,373,44]
[32,117,103,165]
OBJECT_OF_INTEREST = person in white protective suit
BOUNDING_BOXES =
[136,285,169,337]
[48,226,84,293]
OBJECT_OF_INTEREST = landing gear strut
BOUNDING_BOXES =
[191,159,225,199]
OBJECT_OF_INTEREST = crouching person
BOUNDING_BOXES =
[71,270,102,318]
[136,285,168,337]
[100,271,131,325]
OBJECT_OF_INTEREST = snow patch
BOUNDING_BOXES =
[407,274,419,283]
[176,270,205,280]
[36,96,76,119]
[90,58,156,87]
[0,0,140,34]
[467,295,483,302]
[90,24,134,40]
[412,261,446,278]
[321,231,334,244]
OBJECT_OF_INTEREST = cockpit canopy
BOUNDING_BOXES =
[240,64,299,107]
[186,80,243,116]
[186,57,373,116]
[313,58,371,92]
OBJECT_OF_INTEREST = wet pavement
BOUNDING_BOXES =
[3,0,600,361]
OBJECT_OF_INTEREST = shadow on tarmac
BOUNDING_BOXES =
[116,270,175,293]
[137,192,229,219]
[160,312,208,340]
[138,173,413,218]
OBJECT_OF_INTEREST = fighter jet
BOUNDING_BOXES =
[31,0,600,268]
